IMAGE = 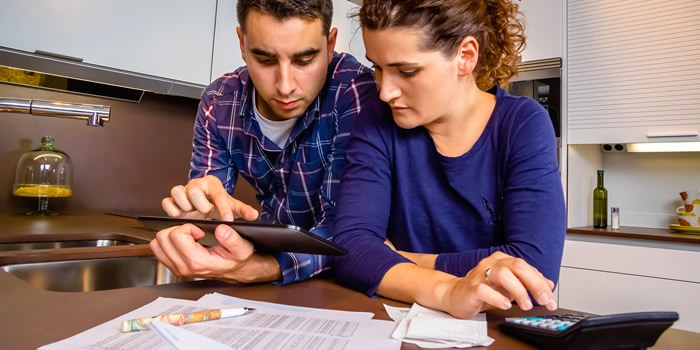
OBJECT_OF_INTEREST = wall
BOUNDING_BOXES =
[333,0,369,68]
[603,151,700,228]
[566,144,700,228]
[0,83,260,215]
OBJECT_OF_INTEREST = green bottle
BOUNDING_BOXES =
[593,170,608,228]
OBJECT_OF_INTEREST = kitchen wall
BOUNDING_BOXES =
[0,83,260,215]
[567,144,700,228]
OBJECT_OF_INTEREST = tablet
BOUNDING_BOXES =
[137,216,347,256]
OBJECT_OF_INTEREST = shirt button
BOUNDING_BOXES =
[277,162,284,169]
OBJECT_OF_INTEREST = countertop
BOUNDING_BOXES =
[567,225,700,245]
[1,213,699,349]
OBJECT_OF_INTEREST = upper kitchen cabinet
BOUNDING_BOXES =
[210,0,244,82]
[0,0,216,92]
[518,0,562,62]
[210,0,367,81]
[567,0,700,144]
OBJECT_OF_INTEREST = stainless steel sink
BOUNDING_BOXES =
[1,256,192,292]
[0,239,137,252]
[0,233,150,252]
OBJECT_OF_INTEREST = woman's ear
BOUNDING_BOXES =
[456,36,479,76]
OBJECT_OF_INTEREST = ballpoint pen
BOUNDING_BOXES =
[120,307,255,332]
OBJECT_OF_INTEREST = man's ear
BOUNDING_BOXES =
[456,36,479,76]
[236,26,247,63]
[327,27,338,61]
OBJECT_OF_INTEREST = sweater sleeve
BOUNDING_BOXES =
[434,101,566,286]
[332,100,414,296]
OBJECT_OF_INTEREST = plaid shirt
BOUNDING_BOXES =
[189,52,380,284]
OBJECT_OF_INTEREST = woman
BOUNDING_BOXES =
[333,0,566,318]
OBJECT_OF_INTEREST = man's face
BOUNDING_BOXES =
[237,11,337,121]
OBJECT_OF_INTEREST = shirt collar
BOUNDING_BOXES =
[238,73,324,145]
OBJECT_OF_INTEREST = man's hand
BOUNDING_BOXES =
[149,223,282,283]
[438,251,557,319]
[161,175,259,221]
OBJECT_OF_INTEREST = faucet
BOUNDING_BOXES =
[0,97,110,126]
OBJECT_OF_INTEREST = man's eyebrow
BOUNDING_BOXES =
[250,48,320,58]
[365,55,418,67]
[294,48,321,57]
[251,48,274,57]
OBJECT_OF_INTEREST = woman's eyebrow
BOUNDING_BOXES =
[365,55,418,68]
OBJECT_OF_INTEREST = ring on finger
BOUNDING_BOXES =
[485,267,494,282]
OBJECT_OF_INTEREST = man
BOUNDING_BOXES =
[150,0,380,285]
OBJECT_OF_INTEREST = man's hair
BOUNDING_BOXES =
[237,0,333,36]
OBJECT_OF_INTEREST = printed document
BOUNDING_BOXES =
[39,295,399,350]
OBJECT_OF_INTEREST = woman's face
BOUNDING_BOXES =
[363,27,461,129]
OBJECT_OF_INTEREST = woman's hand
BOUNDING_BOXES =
[438,251,556,319]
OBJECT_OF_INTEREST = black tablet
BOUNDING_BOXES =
[137,216,347,256]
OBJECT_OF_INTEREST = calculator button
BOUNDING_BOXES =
[556,325,570,331]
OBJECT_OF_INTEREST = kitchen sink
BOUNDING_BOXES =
[1,256,192,292]
[0,233,150,252]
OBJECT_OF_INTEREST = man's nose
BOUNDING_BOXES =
[276,64,296,96]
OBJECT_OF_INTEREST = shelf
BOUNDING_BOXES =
[567,226,700,245]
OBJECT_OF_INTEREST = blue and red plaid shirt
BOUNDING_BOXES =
[189,52,381,284]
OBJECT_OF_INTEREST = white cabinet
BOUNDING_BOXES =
[558,237,700,332]
[210,0,244,81]
[566,0,700,144]
[0,0,216,86]
[518,0,562,62]
[210,0,368,82]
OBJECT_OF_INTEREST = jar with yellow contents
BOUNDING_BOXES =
[13,136,73,215]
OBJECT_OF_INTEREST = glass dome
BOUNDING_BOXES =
[13,136,73,215]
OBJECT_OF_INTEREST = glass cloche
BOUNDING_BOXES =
[13,136,73,215]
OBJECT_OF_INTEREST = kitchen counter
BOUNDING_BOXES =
[568,225,700,245]
[1,213,699,349]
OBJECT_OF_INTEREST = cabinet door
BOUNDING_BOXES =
[567,0,700,144]
[210,0,244,81]
[0,0,216,85]
[559,267,700,333]
[518,0,562,62]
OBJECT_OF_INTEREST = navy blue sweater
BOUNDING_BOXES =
[333,86,566,296]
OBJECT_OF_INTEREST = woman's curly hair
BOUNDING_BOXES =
[358,0,525,91]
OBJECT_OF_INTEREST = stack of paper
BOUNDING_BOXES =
[39,293,400,350]
[385,303,494,348]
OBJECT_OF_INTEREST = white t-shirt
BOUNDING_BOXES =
[253,92,299,150]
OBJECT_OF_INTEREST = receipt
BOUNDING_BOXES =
[385,303,494,348]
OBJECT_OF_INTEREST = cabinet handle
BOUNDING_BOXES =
[646,133,699,142]
[34,50,83,62]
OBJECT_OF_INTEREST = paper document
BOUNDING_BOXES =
[148,319,233,350]
[39,295,400,350]
[386,303,494,348]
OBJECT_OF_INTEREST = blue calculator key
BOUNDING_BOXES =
[523,317,543,321]
[556,325,569,331]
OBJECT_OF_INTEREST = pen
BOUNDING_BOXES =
[120,307,255,332]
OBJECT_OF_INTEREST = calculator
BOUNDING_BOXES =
[499,311,678,350]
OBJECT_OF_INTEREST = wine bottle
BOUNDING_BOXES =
[593,170,608,228]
